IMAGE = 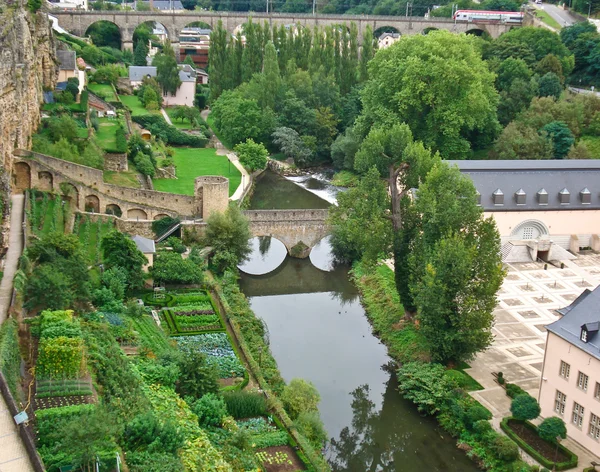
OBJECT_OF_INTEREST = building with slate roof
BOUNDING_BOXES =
[538,285,600,453]
[131,235,156,271]
[57,50,78,83]
[449,159,600,261]
[128,64,196,107]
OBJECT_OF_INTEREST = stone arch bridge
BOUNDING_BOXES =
[50,10,514,49]
[243,209,330,256]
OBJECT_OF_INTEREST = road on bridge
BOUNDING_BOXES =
[531,1,579,28]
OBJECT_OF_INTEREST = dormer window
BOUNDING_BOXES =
[559,188,570,204]
[581,328,588,343]
[493,189,504,205]
[580,188,591,204]
[580,322,599,343]
[515,189,526,205]
[537,189,548,205]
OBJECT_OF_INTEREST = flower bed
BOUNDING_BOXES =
[171,302,214,313]
[176,333,245,378]
[500,418,578,471]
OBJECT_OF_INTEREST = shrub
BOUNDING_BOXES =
[150,251,204,285]
[293,411,328,450]
[223,390,267,419]
[281,378,320,420]
[0,319,22,398]
[397,362,453,415]
[132,115,208,147]
[538,416,567,443]
[506,382,527,398]
[497,371,505,385]
[490,435,520,462]
[510,394,541,421]
[152,216,181,238]
[463,403,492,429]
[234,138,268,172]
[190,393,227,427]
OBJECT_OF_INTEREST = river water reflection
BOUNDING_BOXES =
[239,241,478,471]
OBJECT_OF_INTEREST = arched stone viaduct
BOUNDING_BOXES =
[50,10,514,49]
[12,150,229,221]
[243,209,330,255]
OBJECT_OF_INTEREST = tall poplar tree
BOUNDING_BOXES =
[208,21,228,101]
[262,41,281,110]
[153,40,181,96]
[359,25,376,83]
[133,40,149,66]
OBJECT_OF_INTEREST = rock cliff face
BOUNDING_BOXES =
[0,2,56,174]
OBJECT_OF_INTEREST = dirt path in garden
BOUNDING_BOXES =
[0,194,35,472]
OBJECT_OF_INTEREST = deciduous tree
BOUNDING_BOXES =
[234,138,268,171]
[101,231,146,289]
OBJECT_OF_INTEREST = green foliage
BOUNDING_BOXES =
[151,251,204,285]
[133,40,149,66]
[152,40,181,95]
[443,369,483,392]
[123,412,185,454]
[510,394,541,421]
[541,121,575,159]
[397,362,453,415]
[131,115,208,147]
[101,230,146,290]
[281,378,321,420]
[538,416,567,442]
[37,336,84,379]
[174,348,220,399]
[538,72,563,100]
[190,393,227,427]
[234,138,268,172]
[294,411,328,450]
[0,319,21,398]
[271,127,315,167]
[203,206,251,274]
[329,167,392,264]
[223,390,267,419]
[361,31,499,159]
[115,124,127,153]
[27,0,42,12]
[91,65,122,86]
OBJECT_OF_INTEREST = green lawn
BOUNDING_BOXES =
[536,10,562,30]
[164,107,193,129]
[153,147,241,197]
[119,94,150,117]
[88,83,117,102]
[104,170,141,188]
[95,118,119,150]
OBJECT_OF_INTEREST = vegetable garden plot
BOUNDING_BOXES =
[176,333,245,378]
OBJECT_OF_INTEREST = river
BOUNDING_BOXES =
[239,170,478,471]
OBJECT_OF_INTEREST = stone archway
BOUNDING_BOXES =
[13,162,31,192]
[128,208,148,220]
[38,171,53,192]
[106,203,122,218]
[85,195,100,213]
[154,213,170,220]
[510,219,549,240]
[60,183,79,208]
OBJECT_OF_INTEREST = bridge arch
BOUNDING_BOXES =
[85,20,122,49]
[128,208,148,220]
[133,20,171,52]
[466,28,487,37]
[422,27,439,35]
[13,162,31,192]
[85,194,101,213]
[106,203,122,217]
[374,25,400,37]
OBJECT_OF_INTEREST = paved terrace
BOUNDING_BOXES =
[466,254,600,470]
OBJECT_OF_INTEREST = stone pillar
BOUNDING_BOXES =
[569,235,580,254]
[122,40,134,51]
[591,234,600,252]
[195,176,229,218]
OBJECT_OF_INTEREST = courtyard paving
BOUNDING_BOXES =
[466,253,600,470]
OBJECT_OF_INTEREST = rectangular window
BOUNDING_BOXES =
[578,372,589,392]
[555,390,567,415]
[590,414,600,441]
[595,382,600,401]
[559,361,570,380]
[573,402,585,428]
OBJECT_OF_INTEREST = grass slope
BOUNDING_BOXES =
[88,83,117,102]
[104,170,141,189]
[95,118,119,150]
[153,147,241,197]
[119,95,153,117]
[164,107,193,129]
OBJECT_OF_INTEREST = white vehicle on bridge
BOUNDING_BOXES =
[453,10,524,24]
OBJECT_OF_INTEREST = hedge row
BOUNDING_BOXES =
[500,418,578,471]
[161,309,225,335]
[131,115,208,147]
[0,319,22,400]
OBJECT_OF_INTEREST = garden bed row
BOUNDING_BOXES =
[500,418,578,471]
